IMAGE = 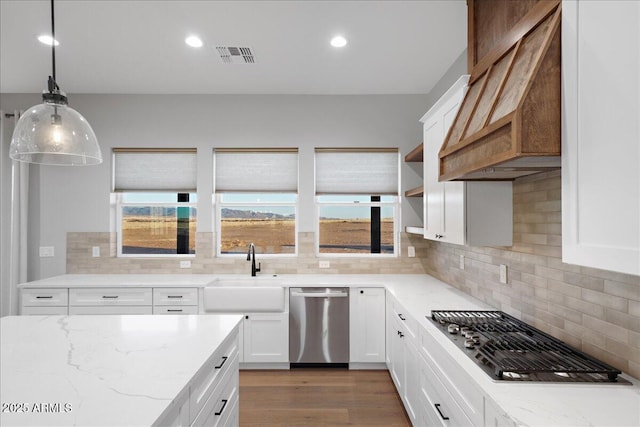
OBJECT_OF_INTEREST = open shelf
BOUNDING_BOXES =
[405,226,424,235]
[404,185,424,197]
[404,144,423,162]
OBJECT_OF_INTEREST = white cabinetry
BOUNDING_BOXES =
[242,312,289,364]
[68,288,152,315]
[385,295,418,425]
[153,287,199,315]
[421,76,512,246]
[350,287,385,364]
[20,288,68,315]
[562,0,640,276]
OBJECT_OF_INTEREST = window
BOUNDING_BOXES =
[315,148,399,256]
[214,148,298,255]
[217,193,296,254]
[113,148,197,257]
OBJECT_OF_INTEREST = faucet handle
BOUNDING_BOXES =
[256,262,261,273]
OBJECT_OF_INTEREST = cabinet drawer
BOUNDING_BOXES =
[419,350,473,427]
[392,303,417,339]
[21,288,68,306]
[153,305,199,315]
[69,288,152,306]
[153,287,198,306]
[21,306,68,315]
[69,306,153,315]
[420,328,483,425]
[190,332,238,424]
[191,352,239,427]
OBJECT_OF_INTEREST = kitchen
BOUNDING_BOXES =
[1,0,639,426]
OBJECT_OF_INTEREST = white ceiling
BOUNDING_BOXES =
[0,0,467,95]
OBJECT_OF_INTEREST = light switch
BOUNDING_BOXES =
[92,246,100,257]
[180,260,191,269]
[319,260,330,269]
[500,264,508,284]
[459,255,465,270]
[407,246,416,258]
[39,246,54,257]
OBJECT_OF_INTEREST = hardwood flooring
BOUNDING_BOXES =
[239,368,411,426]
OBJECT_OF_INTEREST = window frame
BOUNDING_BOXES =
[215,193,299,257]
[315,195,400,258]
[115,192,197,258]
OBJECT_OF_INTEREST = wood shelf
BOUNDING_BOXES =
[404,144,423,162]
[404,185,424,197]
[405,226,424,235]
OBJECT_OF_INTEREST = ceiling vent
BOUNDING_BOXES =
[216,47,255,64]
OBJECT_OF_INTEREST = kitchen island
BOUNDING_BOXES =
[0,314,242,426]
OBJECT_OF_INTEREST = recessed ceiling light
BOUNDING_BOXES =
[185,35,203,48]
[37,35,59,46]
[330,35,347,48]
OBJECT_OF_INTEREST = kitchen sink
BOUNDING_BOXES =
[203,277,285,312]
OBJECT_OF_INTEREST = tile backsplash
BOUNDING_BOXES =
[67,170,639,378]
[408,170,640,379]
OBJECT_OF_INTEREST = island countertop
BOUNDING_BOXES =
[0,314,242,426]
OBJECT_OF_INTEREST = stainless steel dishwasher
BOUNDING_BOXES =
[289,287,349,366]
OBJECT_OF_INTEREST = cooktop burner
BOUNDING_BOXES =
[430,310,627,383]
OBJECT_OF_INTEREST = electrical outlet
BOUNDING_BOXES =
[180,260,191,269]
[319,260,330,269]
[459,255,465,270]
[39,246,54,257]
[407,246,416,258]
[92,246,100,257]
[500,264,508,284]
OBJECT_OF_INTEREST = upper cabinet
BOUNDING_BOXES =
[561,0,640,276]
[439,0,562,181]
[421,76,512,246]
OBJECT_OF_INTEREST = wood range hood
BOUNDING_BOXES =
[439,0,561,181]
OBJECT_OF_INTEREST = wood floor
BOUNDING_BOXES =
[239,369,411,427]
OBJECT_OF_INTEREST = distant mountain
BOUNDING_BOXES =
[221,208,294,220]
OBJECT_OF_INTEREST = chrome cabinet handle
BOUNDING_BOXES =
[435,403,449,420]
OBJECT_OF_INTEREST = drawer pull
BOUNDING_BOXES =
[214,399,228,416]
[398,313,406,321]
[102,295,119,299]
[36,296,53,299]
[167,295,183,299]
[215,356,228,369]
[167,309,183,312]
[435,403,449,421]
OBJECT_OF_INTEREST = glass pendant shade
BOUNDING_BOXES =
[10,98,102,166]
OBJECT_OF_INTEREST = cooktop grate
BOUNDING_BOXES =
[431,310,623,382]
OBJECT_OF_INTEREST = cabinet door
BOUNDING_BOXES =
[423,78,467,244]
[562,0,640,275]
[403,337,419,425]
[349,287,385,363]
[243,313,289,363]
[424,114,445,240]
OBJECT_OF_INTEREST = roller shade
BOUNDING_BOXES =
[215,148,298,192]
[315,148,399,195]
[113,148,197,192]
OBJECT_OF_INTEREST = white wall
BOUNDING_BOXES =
[1,93,431,279]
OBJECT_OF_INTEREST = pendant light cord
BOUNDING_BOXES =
[49,0,58,92]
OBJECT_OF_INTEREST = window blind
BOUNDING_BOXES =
[215,148,298,192]
[113,148,197,192]
[315,148,399,195]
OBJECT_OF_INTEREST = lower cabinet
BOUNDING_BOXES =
[241,312,289,364]
[153,328,240,427]
[20,288,68,315]
[350,287,386,363]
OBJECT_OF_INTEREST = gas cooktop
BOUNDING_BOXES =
[430,310,627,383]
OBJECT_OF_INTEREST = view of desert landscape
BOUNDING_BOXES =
[122,216,394,254]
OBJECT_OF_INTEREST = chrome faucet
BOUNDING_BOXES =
[246,243,261,277]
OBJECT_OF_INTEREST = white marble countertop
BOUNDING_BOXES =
[0,314,242,426]
[15,273,640,426]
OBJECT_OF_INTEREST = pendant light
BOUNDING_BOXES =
[9,0,102,166]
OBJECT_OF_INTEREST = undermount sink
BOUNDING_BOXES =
[203,277,285,312]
